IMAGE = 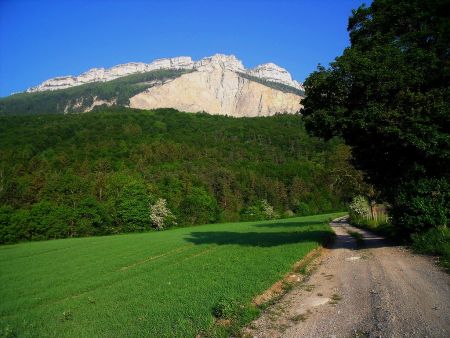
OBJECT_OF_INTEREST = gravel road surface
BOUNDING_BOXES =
[246,217,450,337]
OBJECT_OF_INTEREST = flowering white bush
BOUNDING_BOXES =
[149,198,176,230]
[349,195,370,219]
[240,199,278,221]
[260,199,277,220]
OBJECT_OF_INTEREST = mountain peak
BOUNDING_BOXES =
[195,54,244,72]
[248,63,303,90]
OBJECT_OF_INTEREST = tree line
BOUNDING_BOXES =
[0,108,364,243]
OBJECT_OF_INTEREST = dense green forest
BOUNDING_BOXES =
[0,69,193,115]
[0,108,363,243]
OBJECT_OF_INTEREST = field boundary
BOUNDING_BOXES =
[251,219,340,308]
[252,245,326,308]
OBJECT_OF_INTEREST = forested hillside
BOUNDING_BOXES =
[0,69,193,115]
[0,108,363,243]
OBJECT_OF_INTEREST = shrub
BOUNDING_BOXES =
[348,195,393,236]
[212,298,239,319]
[412,226,450,271]
[390,178,449,234]
[260,200,277,220]
[294,201,310,216]
[209,297,260,337]
[283,210,295,218]
[240,200,277,221]
[348,195,370,219]
[149,198,176,230]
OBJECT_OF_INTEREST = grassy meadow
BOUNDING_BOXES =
[0,212,343,337]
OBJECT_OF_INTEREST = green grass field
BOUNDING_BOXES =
[0,213,343,337]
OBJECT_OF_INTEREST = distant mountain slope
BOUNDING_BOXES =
[0,69,193,115]
[0,54,304,117]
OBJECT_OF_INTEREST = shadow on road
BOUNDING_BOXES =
[331,221,396,250]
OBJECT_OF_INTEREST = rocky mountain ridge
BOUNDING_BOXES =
[26,54,304,93]
[1,54,304,117]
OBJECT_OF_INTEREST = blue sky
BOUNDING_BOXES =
[0,0,368,97]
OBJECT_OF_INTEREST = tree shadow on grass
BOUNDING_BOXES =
[184,230,331,247]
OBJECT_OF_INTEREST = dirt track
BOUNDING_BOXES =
[246,217,450,337]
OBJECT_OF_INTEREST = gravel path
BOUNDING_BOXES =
[245,217,450,337]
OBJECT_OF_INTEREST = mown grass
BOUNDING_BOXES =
[0,212,343,337]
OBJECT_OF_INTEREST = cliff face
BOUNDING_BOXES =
[129,59,302,117]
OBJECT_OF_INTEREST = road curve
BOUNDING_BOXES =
[246,217,450,338]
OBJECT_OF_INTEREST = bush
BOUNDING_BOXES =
[259,200,277,219]
[0,205,16,244]
[390,178,450,235]
[412,227,450,271]
[348,195,370,219]
[76,197,112,236]
[294,201,310,216]
[240,200,277,221]
[212,298,240,319]
[209,297,260,337]
[149,198,177,230]
[348,195,394,237]
[283,210,295,218]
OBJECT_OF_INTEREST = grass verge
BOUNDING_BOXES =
[348,216,397,239]
[411,227,450,272]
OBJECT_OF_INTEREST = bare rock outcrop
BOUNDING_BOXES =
[248,63,303,90]
[129,57,302,117]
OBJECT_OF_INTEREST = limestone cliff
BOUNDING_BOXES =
[129,63,302,117]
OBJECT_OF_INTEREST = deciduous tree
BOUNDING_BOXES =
[301,0,450,234]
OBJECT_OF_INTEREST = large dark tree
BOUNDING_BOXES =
[301,0,450,235]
